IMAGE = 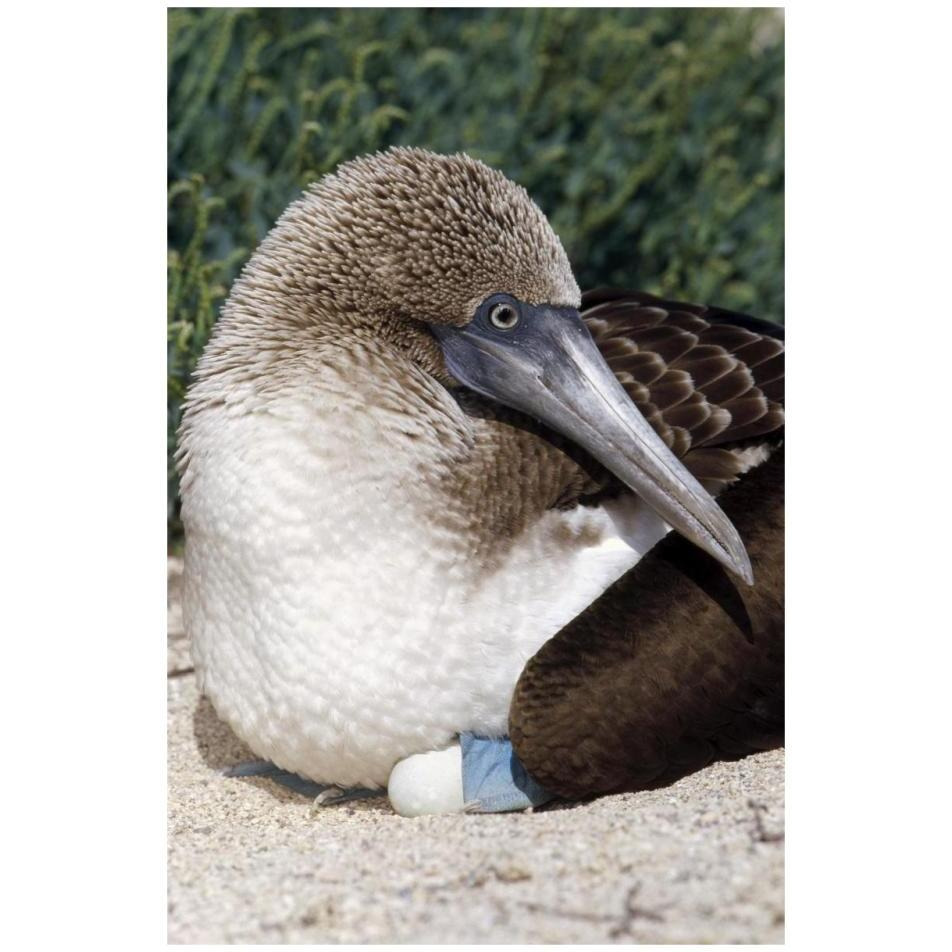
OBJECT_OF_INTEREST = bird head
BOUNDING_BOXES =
[267,146,579,329]
[238,147,753,584]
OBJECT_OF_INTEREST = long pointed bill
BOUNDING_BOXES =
[433,304,753,585]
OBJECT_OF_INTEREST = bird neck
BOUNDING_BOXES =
[181,294,601,581]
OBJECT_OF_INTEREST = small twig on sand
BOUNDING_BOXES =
[609,883,665,937]
[748,797,785,843]
[517,882,664,938]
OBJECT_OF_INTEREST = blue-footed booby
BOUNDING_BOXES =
[177,148,784,816]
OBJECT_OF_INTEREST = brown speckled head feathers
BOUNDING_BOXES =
[231,147,579,331]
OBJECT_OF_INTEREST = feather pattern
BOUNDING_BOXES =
[582,288,784,496]
[508,290,785,799]
[510,447,784,799]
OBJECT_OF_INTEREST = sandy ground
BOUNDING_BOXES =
[168,558,784,944]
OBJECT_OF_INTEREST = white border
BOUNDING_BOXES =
[6,1,952,948]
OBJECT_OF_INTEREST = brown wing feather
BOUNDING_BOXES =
[582,288,784,495]
[507,290,785,801]
[510,447,784,799]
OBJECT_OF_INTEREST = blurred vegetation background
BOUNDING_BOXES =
[168,6,783,542]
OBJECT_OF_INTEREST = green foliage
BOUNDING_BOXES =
[168,6,783,540]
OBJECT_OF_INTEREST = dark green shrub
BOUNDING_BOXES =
[168,7,783,541]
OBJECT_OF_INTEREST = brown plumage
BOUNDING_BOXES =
[448,287,785,528]
[510,293,784,799]
[580,288,784,497]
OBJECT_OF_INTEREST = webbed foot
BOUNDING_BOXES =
[223,760,379,804]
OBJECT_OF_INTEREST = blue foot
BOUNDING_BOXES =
[222,760,379,803]
[460,733,555,813]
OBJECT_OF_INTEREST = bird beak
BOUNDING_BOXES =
[432,305,753,585]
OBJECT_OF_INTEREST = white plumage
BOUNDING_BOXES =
[182,344,669,788]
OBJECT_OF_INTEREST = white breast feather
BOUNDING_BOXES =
[182,382,669,789]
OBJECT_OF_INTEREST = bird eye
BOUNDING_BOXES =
[488,302,520,331]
